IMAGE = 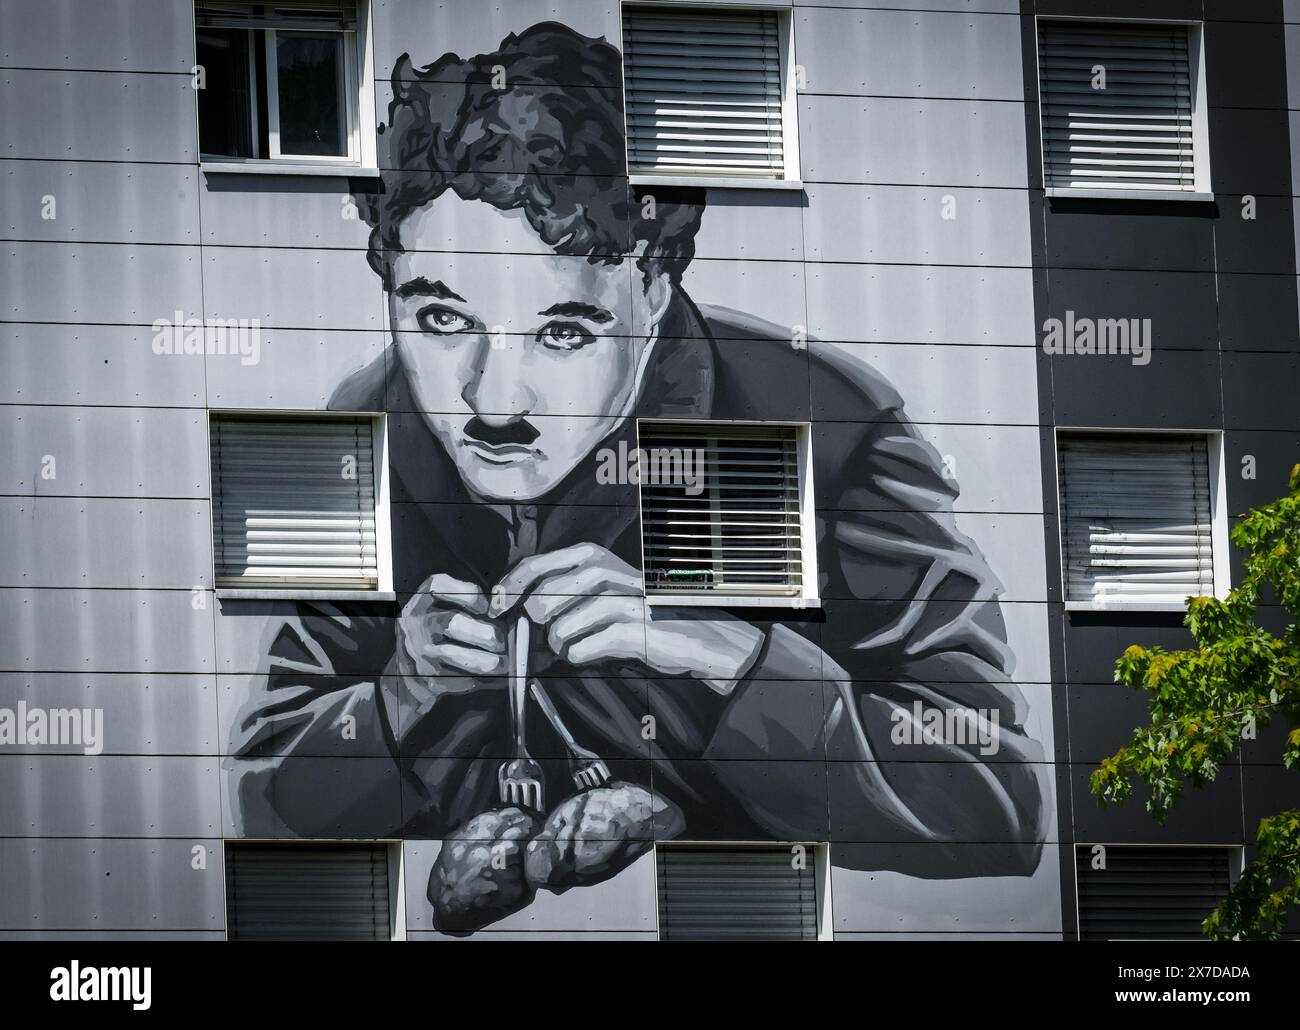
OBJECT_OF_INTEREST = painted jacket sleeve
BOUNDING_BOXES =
[705,416,1051,876]
[228,602,498,837]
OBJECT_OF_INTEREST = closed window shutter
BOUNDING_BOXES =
[623,7,785,178]
[1038,20,1197,192]
[210,415,378,588]
[639,423,803,596]
[1058,435,1214,607]
[196,1,358,32]
[657,846,818,940]
[226,844,390,940]
[1076,846,1232,940]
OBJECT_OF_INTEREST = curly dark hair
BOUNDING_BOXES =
[359,21,705,290]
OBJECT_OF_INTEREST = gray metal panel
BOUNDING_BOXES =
[803,184,1032,267]
[0,673,218,755]
[204,329,387,410]
[0,324,206,408]
[830,843,1064,933]
[0,755,221,836]
[1075,846,1232,941]
[795,7,1023,100]
[199,175,375,249]
[0,0,196,73]
[225,843,390,940]
[202,246,399,330]
[0,70,197,163]
[806,263,1035,345]
[0,243,202,326]
[691,189,805,261]
[656,845,818,940]
[799,96,1029,187]
[0,406,209,497]
[0,160,199,244]
[0,839,225,932]
[0,588,216,672]
[0,497,211,589]
[671,258,807,338]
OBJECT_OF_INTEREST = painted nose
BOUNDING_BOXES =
[461,337,538,422]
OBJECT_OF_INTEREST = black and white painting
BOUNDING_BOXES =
[224,21,1053,935]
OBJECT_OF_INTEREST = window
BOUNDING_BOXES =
[195,1,374,168]
[1037,18,1210,199]
[657,845,820,940]
[1075,845,1235,940]
[1056,432,1226,611]
[621,5,799,185]
[637,421,816,605]
[209,414,388,593]
[225,843,392,940]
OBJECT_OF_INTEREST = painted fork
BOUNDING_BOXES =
[497,616,544,810]
[529,678,612,791]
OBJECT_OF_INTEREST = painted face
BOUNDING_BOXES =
[389,199,669,501]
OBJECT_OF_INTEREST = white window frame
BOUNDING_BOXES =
[196,0,379,177]
[637,418,819,609]
[1034,16,1213,203]
[652,840,833,941]
[209,409,394,601]
[1054,427,1229,613]
[619,2,802,191]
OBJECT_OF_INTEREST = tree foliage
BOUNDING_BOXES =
[1090,466,1300,940]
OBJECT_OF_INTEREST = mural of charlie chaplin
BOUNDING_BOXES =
[229,22,1050,932]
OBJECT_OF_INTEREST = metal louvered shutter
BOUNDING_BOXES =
[1038,20,1199,193]
[210,415,378,588]
[1058,435,1215,608]
[623,7,786,178]
[657,846,818,940]
[639,423,803,597]
[1076,846,1232,940]
[226,843,390,941]
[195,1,358,32]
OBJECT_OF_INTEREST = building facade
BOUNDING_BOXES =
[0,0,1296,940]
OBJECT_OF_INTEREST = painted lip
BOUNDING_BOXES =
[459,438,540,465]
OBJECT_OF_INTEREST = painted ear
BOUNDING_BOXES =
[644,272,673,329]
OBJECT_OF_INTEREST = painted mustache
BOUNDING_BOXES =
[463,415,540,449]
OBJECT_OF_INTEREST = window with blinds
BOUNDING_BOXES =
[226,843,391,941]
[210,415,380,589]
[1057,434,1217,609]
[1076,846,1233,940]
[622,6,790,179]
[657,845,819,940]
[638,422,806,598]
[1037,19,1207,195]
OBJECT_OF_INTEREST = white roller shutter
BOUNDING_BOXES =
[210,415,378,588]
[639,423,804,597]
[1058,435,1215,607]
[623,7,786,178]
[1038,20,1200,193]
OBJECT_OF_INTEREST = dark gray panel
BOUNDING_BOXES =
[1209,107,1292,196]
[1062,610,1194,685]
[1214,195,1298,275]
[1222,351,1300,432]
[1043,268,1218,351]
[653,758,829,841]
[1047,347,1223,430]
[1068,762,1245,845]
[1042,199,1215,273]
[1205,21,1288,111]
[1216,273,1300,352]
[1065,678,1158,765]
[1224,429,1300,512]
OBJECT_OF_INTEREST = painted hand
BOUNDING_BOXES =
[395,573,507,716]
[493,543,765,692]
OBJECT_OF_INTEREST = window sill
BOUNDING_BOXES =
[217,588,396,602]
[630,173,803,191]
[1064,601,1192,613]
[645,594,820,609]
[201,160,381,179]
[1045,187,1214,204]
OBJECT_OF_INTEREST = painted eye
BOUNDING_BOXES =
[538,322,596,351]
[416,305,474,335]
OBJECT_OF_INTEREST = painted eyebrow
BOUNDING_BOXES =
[538,302,616,324]
[394,277,467,303]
